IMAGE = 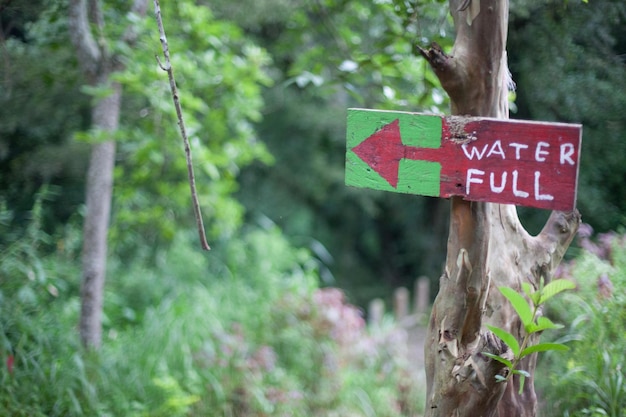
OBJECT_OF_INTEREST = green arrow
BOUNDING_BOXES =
[345,109,443,196]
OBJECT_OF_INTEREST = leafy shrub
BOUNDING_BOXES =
[100,227,424,417]
[537,227,626,417]
[0,198,88,416]
[1,205,424,416]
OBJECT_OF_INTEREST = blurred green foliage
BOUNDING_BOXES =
[220,0,455,303]
[1,0,625,414]
[0,203,424,416]
[109,1,275,253]
[0,1,90,232]
[537,231,626,416]
[3,0,624,306]
[509,0,626,233]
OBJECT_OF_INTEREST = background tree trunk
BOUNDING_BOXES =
[68,0,146,349]
[419,1,580,415]
[79,82,120,349]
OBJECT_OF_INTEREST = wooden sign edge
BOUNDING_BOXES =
[345,108,583,211]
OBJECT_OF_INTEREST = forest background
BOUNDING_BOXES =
[1,0,625,416]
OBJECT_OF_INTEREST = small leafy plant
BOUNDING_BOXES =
[484,278,576,393]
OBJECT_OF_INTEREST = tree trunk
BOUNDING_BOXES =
[79,80,121,349]
[419,1,580,415]
[69,0,147,349]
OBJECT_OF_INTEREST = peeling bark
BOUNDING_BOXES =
[420,1,580,416]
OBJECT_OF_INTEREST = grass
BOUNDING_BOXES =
[0,212,426,416]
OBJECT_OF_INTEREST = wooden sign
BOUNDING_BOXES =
[345,108,582,210]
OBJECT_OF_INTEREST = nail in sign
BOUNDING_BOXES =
[345,108,582,211]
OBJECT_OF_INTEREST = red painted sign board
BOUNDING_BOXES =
[346,109,582,211]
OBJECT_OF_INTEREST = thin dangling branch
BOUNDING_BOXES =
[152,0,210,251]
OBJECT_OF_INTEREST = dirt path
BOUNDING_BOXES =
[406,324,428,386]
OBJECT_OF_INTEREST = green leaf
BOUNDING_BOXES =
[521,282,540,306]
[495,374,508,382]
[520,342,569,357]
[525,316,563,334]
[525,322,538,334]
[487,325,520,357]
[483,352,514,369]
[499,287,533,328]
[535,316,564,332]
[518,373,526,394]
[512,369,531,378]
[539,279,576,304]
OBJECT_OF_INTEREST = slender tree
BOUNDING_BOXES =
[68,0,147,349]
[417,0,580,415]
